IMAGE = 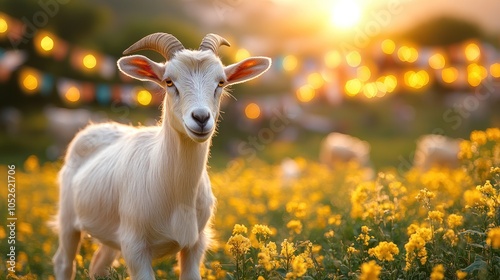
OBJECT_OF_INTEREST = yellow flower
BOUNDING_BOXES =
[456,270,468,280]
[24,155,40,172]
[443,229,458,246]
[232,224,248,235]
[257,276,265,280]
[359,260,381,280]
[286,220,303,234]
[258,242,278,271]
[227,234,251,256]
[471,130,488,145]
[252,224,273,242]
[357,226,373,246]
[287,254,308,278]
[428,211,444,224]
[347,245,359,254]
[368,241,399,261]
[447,214,464,228]
[458,140,473,160]
[324,229,335,239]
[486,127,500,141]
[430,264,445,280]
[286,201,307,219]
[280,239,296,258]
[486,227,500,249]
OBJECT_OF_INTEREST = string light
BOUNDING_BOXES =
[82,54,97,69]
[244,103,261,119]
[356,65,371,82]
[136,89,152,106]
[397,46,418,63]
[362,82,378,98]
[344,78,362,96]
[40,35,54,52]
[465,43,480,61]
[490,63,500,78]
[383,75,397,93]
[467,63,487,87]
[307,72,325,89]
[404,70,429,89]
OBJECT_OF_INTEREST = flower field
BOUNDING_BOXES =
[1,128,500,279]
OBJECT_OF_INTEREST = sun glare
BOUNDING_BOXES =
[330,0,362,29]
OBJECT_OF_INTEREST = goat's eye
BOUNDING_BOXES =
[166,80,174,87]
[218,81,225,87]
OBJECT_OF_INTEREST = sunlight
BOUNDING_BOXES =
[329,0,362,29]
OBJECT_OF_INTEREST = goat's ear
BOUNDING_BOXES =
[117,55,166,87]
[225,57,271,85]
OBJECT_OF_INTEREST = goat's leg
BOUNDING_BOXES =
[53,227,81,280]
[89,244,119,279]
[121,236,154,279]
[178,231,208,280]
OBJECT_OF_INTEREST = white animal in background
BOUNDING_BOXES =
[0,107,21,137]
[44,107,104,159]
[319,132,374,179]
[52,33,271,280]
[413,134,461,170]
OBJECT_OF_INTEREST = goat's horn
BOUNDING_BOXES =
[123,33,185,60]
[199,33,230,56]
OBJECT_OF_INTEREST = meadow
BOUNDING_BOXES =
[1,128,500,280]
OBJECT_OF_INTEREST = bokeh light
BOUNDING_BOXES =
[65,86,81,102]
[19,69,40,94]
[404,70,429,89]
[40,35,54,52]
[441,67,458,84]
[397,46,418,63]
[0,17,8,34]
[244,102,261,119]
[356,65,371,82]
[136,89,152,106]
[489,63,500,78]
[428,53,446,70]
[296,85,316,102]
[82,54,97,69]
[307,72,325,89]
[235,48,250,62]
[381,39,396,55]
[282,55,298,72]
[465,43,481,61]
[346,51,361,67]
[344,78,362,97]
[362,82,378,98]
[467,63,487,87]
[324,50,342,68]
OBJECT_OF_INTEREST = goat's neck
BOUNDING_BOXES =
[156,110,210,204]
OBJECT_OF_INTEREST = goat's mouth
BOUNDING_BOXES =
[185,125,212,141]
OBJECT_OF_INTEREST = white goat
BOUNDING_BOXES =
[413,134,461,170]
[319,132,374,179]
[53,33,271,280]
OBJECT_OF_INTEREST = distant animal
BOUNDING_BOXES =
[0,107,21,137]
[319,132,374,179]
[413,134,461,170]
[52,33,271,279]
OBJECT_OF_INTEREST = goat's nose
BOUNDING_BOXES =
[191,109,210,127]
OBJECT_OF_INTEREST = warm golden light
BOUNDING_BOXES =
[324,50,342,68]
[428,53,446,70]
[344,78,362,96]
[235,48,250,62]
[362,82,378,98]
[0,17,8,34]
[465,43,480,61]
[22,74,38,92]
[404,70,429,89]
[397,46,418,63]
[40,35,54,52]
[245,103,261,119]
[441,67,458,84]
[467,63,487,87]
[307,72,325,89]
[346,51,361,67]
[296,85,316,102]
[65,86,80,102]
[375,81,387,97]
[383,75,398,93]
[381,39,395,55]
[282,55,298,72]
[490,63,500,78]
[356,65,371,82]
[136,89,152,106]
[82,54,97,69]
[329,0,362,28]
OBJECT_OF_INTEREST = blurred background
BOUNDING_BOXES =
[0,0,499,170]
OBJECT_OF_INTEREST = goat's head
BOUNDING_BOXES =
[117,33,271,143]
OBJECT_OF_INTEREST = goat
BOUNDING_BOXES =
[413,134,461,171]
[52,33,271,280]
[319,132,374,179]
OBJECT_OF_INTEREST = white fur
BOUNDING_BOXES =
[413,134,461,170]
[53,43,271,279]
